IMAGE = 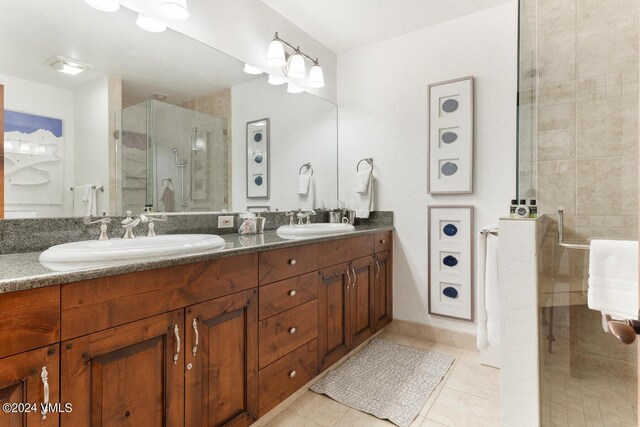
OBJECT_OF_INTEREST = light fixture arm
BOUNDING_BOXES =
[273,32,320,66]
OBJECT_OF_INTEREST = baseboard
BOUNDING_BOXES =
[384,319,477,352]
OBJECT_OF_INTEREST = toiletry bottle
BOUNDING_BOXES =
[510,199,518,218]
[529,199,538,219]
[516,199,530,218]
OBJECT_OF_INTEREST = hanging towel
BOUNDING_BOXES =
[298,175,315,210]
[161,180,176,212]
[588,240,638,326]
[477,225,500,368]
[298,173,311,195]
[73,185,97,217]
[355,167,374,218]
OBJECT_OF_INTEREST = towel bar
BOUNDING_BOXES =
[480,229,499,236]
[299,162,313,175]
[357,157,373,171]
[557,208,589,250]
[70,185,104,193]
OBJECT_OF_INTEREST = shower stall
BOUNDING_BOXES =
[518,0,638,425]
[115,99,229,215]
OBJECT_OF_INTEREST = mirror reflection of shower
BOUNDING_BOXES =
[171,147,191,208]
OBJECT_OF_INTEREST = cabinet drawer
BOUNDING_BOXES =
[259,245,319,285]
[375,231,392,253]
[0,286,60,359]
[259,300,317,369]
[317,235,374,269]
[258,340,317,417]
[259,272,317,320]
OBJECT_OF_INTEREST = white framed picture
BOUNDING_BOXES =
[428,205,474,321]
[427,76,474,194]
[246,118,270,198]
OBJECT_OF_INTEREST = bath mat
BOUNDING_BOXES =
[310,338,454,427]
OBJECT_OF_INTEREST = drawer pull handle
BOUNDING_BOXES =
[346,267,351,287]
[289,290,297,297]
[352,266,357,288]
[375,259,381,278]
[289,370,297,378]
[173,324,180,364]
[289,327,297,334]
[288,259,297,265]
[41,366,49,420]
[192,318,199,357]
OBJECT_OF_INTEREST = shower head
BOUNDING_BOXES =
[171,147,178,153]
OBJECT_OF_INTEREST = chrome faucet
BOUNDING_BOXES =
[140,214,168,237]
[84,216,112,240]
[296,209,316,225]
[285,211,296,226]
[121,211,142,239]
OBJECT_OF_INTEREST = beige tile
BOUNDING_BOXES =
[333,408,393,426]
[538,103,576,161]
[425,388,499,427]
[576,156,638,215]
[286,391,348,427]
[411,339,462,359]
[266,409,323,427]
[537,159,576,215]
[421,419,449,427]
[444,350,500,402]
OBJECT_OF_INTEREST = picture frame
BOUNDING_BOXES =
[246,118,270,199]
[427,76,474,194]
[428,205,474,321]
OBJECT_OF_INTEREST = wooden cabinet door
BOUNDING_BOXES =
[317,263,350,372]
[185,289,258,427]
[61,310,184,427]
[0,345,59,427]
[349,257,375,349]
[373,252,392,331]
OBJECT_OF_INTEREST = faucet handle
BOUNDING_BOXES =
[141,215,168,237]
[285,211,296,226]
[121,210,134,225]
[83,217,111,241]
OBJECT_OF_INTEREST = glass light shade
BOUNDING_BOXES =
[136,14,166,33]
[268,74,287,85]
[243,64,263,75]
[4,141,14,151]
[267,40,286,67]
[192,128,206,151]
[37,145,47,155]
[159,0,189,20]
[19,142,30,153]
[84,0,120,12]
[287,53,306,79]
[308,64,325,88]
[286,83,303,94]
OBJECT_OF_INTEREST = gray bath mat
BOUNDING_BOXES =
[310,338,454,427]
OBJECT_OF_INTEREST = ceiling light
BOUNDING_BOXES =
[308,64,325,88]
[159,0,189,20]
[84,0,120,12]
[287,53,306,79]
[287,83,303,94]
[48,57,89,75]
[267,39,286,67]
[243,64,263,75]
[268,74,287,86]
[136,14,166,33]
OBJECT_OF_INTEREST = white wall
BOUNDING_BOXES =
[232,77,338,212]
[118,0,337,103]
[74,76,110,215]
[1,73,75,217]
[337,2,518,334]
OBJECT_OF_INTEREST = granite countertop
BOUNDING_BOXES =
[0,225,394,294]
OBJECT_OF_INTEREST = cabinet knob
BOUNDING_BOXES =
[380,239,386,244]
[288,259,297,265]
[289,327,297,334]
[289,370,297,378]
[289,290,297,297]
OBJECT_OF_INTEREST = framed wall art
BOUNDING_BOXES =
[428,205,474,321]
[427,76,474,194]
[246,118,270,198]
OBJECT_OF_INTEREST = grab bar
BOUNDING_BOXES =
[557,208,589,250]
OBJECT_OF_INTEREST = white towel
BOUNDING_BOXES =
[476,225,500,368]
[588,239,638,324]
[161,180,176,212]
[298,175,315,210]
[355,168,374,218]
[73,185,97,217]
[356,169,370,193]
[298,173,311,195]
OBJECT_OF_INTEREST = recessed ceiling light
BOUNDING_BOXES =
[84,0,120,12]
[152,93,168,101]
[46,56,92,76]
[243,64,263,75]
[136,14,167,33]
[159,0,190,20]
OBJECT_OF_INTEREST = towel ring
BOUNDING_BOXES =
[162,178,173,187]
[299,162,313,176]
[357,158,373,171]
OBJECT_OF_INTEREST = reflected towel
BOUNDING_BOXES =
[355,168,374,218]
[73,185,97,217]
[298,173,311,195]
[161,180,176,212]
[356,169,370,193]
[588,239,638,322]
[298,175,315,210]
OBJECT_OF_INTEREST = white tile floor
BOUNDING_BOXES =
[260,330,500,427]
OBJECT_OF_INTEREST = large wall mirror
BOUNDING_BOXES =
[0,0,338,218]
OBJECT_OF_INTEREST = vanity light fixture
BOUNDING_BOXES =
[84,0,120,12]
[243,64,263,75]
[268,74,287,86]
[159,0,189,20]
[46,56,92,76]
[19,142,31,153]
[136,13,167,33]
[267,32,325,89]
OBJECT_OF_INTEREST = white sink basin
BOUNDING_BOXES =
[40,234,226,269]
[277,223,355,239]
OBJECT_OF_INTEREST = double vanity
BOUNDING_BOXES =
[0,221,393,426]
